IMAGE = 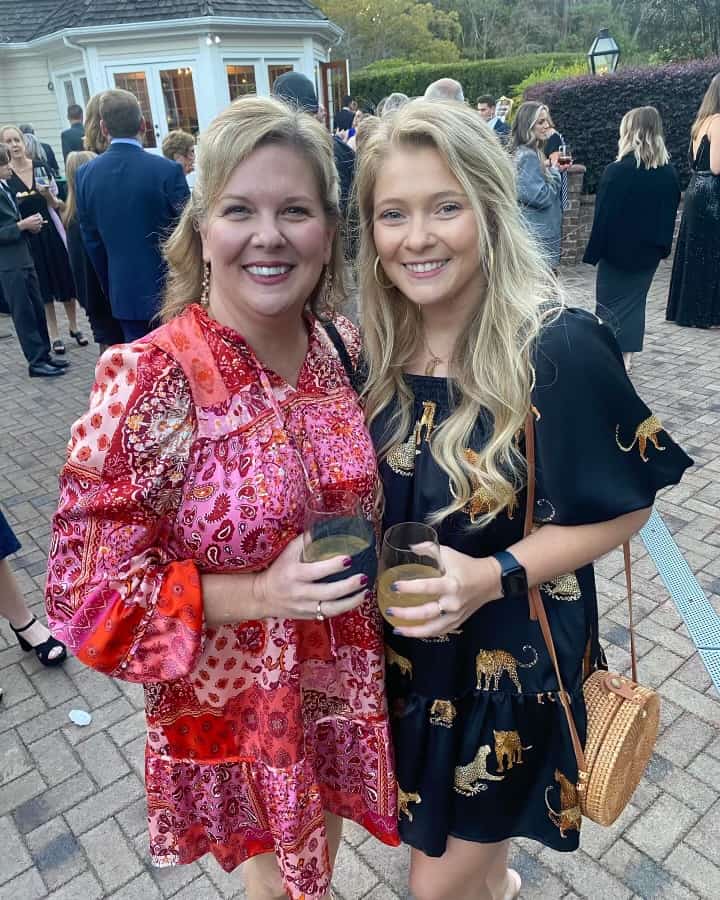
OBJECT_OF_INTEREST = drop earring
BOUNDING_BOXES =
[201,262,210,308]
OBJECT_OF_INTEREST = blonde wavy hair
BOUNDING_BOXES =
[62,150,96,227]
[83,93,108,155]
[162,95,346,321]
[617,106,669,169]
[356,100,560,526]
[691,71,720,142]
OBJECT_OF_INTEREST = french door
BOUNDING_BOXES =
[108,63,199,152]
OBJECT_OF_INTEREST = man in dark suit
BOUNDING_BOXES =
[0,142,68,377]
[333,95,356,133]
[76,89,190,340]
[61,105,85,161]
[476,95,510,142]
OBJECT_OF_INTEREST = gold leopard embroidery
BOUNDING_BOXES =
[461,448,517,523]
[386,401,437,476]
[454,745,504,796]
[616,415,666,463]
[545,769,582,838]
[541,573,582,602]
[429,699,456,728]
[475,646,538,693]
[398,787,421,820]
[493,730,532,772]
[385,646,412,678]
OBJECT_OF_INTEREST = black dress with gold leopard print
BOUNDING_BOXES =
[373,308,692,856]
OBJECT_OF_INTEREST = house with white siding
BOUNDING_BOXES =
[0,0,344,167]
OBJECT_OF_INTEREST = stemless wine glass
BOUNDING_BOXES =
[378,522,444,628]
[302,489,377,589]
[558,143,573,166]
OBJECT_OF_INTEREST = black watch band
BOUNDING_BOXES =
[492,550,528,599]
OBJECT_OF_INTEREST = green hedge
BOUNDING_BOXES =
[351,54,584,106]
[525,57,720,193]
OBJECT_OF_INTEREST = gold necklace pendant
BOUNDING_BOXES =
[424,356,443,377]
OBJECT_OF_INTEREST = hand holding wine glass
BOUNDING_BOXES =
[381,525,503,638]
[557,143,573,170]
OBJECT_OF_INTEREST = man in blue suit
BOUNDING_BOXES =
[76,89,190,341]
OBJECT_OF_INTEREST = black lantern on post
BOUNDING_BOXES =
[587,28,620,75]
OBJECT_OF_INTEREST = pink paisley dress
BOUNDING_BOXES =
[46,304,399,899]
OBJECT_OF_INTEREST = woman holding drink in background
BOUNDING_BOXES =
[355,101,691,900]
[46,97,398,900]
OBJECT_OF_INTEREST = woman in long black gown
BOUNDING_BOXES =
[666,73,720,329]
[355,101,692,900]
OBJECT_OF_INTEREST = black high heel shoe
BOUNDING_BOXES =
[11,616,67,667]
[70,330,89,347]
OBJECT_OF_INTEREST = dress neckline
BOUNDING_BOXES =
[191,303,319,392]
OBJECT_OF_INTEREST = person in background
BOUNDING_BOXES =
[584,107,680,373]
[76,89,190,340]
[334,94,356,133]
[273,71,356,218]
[161,129,196,177]
[82,95,107,155]
[476,94,510,141]
[379,93,410,118]
[19,125,60,177]
[510,101,571,271]
[0,141,69,377]
[424,78,465,102]
[1,506,66,679]
[62,104,85,160]
[47,95,399,900]
[355,97,691,900]
[666,71,720,329]
[0,124,86,354]
[62,150,124,351]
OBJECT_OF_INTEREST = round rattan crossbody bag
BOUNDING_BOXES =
[524,414,661,826]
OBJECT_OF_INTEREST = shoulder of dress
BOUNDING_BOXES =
[325,314,363,365]
[534,307,609,372]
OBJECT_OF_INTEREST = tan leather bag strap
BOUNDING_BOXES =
[522,412,638,775]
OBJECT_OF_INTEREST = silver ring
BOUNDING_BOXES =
[437,598,446,616]
[316,600,325,622]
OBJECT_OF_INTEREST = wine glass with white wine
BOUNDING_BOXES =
[378,522,444,628]
[302,489,377,590]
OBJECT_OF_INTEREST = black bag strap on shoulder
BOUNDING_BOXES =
[322,320,355,382]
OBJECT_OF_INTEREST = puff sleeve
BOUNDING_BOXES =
[531,308,692,526]
[46,343,204,682]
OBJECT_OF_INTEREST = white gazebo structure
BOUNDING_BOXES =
[0,0,343,163]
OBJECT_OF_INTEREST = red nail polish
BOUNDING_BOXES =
[364,590,372,600]
[343,557,353,567]
[360,575,369,587]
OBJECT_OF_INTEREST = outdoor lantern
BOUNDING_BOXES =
[587,28,620,75]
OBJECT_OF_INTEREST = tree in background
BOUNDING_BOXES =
[319,0,462,69]
[318,0,720,69]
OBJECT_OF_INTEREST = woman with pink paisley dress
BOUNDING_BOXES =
[45,97,399,900]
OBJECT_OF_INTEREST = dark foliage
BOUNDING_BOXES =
[352,53,583,108]
[525,57,720,193]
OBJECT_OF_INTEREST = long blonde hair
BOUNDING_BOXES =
[356,100,559,526]
[83,93,108,154]
[691,72,720,141]
[162,96,346,321]
[617,106,669,169]
[62,150,96,227]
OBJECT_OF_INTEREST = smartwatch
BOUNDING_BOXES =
[492,550,528,599]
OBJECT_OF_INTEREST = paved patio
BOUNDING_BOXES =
[1,260,719,899]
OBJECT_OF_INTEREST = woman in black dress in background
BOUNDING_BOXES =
[355,101,692,900]
[0,124,87,354]
[666,73,720,328]
[584,107,680,372]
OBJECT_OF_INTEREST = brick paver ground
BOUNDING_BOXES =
[1,260,718,899]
